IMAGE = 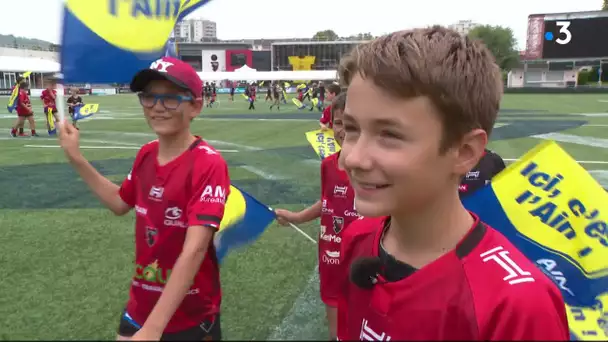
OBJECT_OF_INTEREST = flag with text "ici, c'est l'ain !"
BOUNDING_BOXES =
[61,0,212,83]
[462,140,608,341]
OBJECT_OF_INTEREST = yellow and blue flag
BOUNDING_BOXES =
[305,129,340,160]
[215,185,276,263]
[61,0,211,83]
[72,104,100,121]
[463,140,608,340]
[7,71,31,113]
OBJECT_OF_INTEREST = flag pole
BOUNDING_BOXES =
[288,222,317,244]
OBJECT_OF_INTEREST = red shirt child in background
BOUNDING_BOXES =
[41,79,59,135]
[319,84,342,131]
[11,81,38,137]
[275,92,354,341]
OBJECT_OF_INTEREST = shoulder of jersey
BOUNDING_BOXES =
[192,140,227,163]
[344,216,384,241]
[139,139,159,154]
[465,226,557,293]
[321,153,338,167]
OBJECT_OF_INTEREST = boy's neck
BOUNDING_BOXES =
[157,130,196,161]
[383,187,474,268]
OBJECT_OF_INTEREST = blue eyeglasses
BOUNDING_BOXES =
[137,92,193,110]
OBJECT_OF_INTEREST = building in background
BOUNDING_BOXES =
[174,19,217,42]
[271,41,366,71]
[448,20,479,36]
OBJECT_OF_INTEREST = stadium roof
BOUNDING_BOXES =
[0,56,60,73]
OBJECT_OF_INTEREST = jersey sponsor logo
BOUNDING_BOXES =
[332,216,344,234]
[458,184,468,192]
[321,199,334,215]
[134,260,171,284]
[480,246,535,285]
[135,205,147,216]
[322,250,340,265]
[320,225,342,243]
[164,206,187,228]
[334,185,348,197]
[148,186,164,201]
[145,226,158,246]
[536,258,574,296]
[466,171,480,180]
[360,319,392,341]
[200,185,227,204]
[344,209,361,219]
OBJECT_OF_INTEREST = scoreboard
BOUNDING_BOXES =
[526,11,608,60]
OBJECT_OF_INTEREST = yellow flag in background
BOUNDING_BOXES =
[305,129,341,160]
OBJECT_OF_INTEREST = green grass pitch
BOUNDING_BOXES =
[1,93,608,340]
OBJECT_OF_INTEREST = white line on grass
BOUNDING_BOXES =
[579,113,608,117]
[23,144,240,152]
[24,144,140,150]
[504,158,608,165]
[267,266,327,341]
[533,132,608,149]
[239,165,286,180]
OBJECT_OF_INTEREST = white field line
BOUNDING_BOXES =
[532,132,608,149]
[267,266,326,340]
[239,165,286,180]
[24,145,140,150]
[22,144,239,152]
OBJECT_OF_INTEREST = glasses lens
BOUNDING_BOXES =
[162,95,181,110]
[139,93,156,108]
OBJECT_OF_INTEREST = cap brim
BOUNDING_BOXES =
[130,69,190,93]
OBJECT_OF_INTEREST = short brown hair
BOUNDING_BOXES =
[331,92,347,122]
[326,83,341,96]
[338,26,502,151]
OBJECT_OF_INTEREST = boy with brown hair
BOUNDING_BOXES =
[275,92,356,341]
[335,26,569,340]
[319,83,342,131]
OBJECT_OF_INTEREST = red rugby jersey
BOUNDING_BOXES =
[337,214,570,341]
[319,152,361,305]
[40,89,57,109]
[16,89,31,115]
[119,138,230,333]
[319,106,332,128]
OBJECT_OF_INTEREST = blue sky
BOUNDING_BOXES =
[0,0,603,50]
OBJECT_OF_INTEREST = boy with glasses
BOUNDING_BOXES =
[58,57,229,341]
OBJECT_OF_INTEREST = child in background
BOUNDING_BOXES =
[41,79,58,135]
[319,84,342,131]
[67,88,84,130]
[275,93,354,341]
[11,82,38,137]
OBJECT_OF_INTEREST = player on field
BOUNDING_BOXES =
[319,84,342,131]
[10,81,38,137]
[66,88,84,130]
[269,82,281,111]
[204,82,212,108]
[334,27,570,341]
[58,57,229,341]
[275,93,355,341]
[247,83,256,110]
[41,78,59,135]
[229,81,235,102]
[459,149,506,198]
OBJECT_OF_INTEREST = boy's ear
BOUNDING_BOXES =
[453,128,488,176]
